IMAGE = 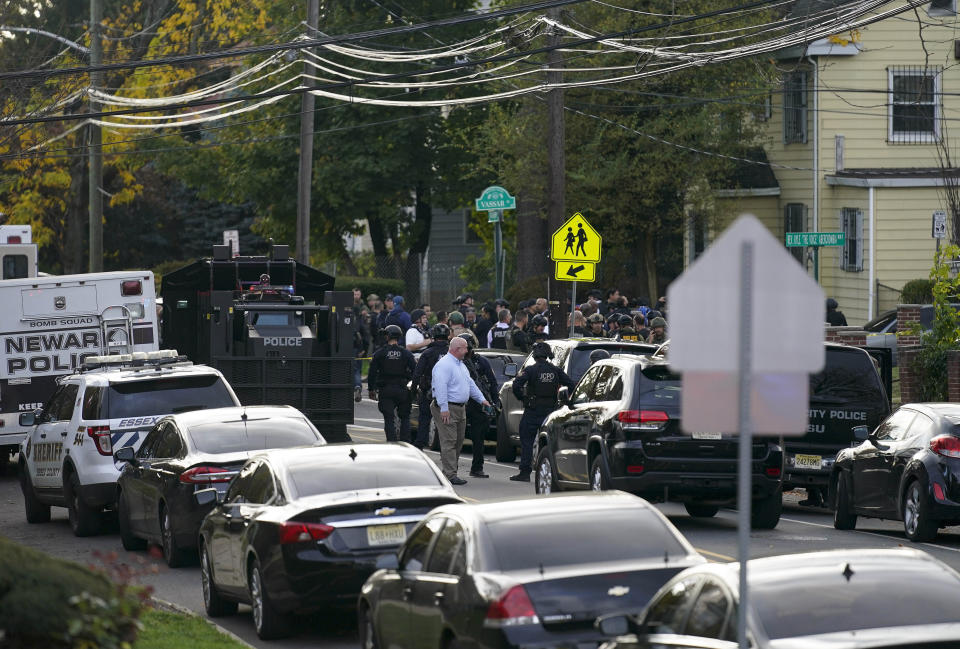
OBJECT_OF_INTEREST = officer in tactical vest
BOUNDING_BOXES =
[509,342,574,482]
[488,309,511,350]
[646,316,667,345]
[368,325,416,442]
[458,331,499,478]
[529,314,549,343]
[616,314,639,341]
[410,323,451,449]
[586,312,606,337]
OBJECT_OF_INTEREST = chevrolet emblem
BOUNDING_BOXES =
[374,507,397,517]
[607,586,630,597]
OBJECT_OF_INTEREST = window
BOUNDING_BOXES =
[137,425,164,459]
[841,207,863,272]
[81,387,104,420]
[286,454,440,497]
[874,409,916,442]
[591,367,620,401]
[187,418,320,454]
[907,412,937,440]
[244,462,277,504]
[226,461,257,503]
[644,576,702,634]
[426,519,466,575]
[2,254,28,279]
[784,203,806,265]
[571,366,601,405]
[783,71,808,144]
[105,375,236,419]
[889,67,940,142]
[685,581,731,639]
[153,425,184,458]
[401,517,444,572]
[42,384,79,422]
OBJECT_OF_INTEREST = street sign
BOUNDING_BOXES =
[555,261,595,282]
[933,210,947,239]
[488,211,501,223]
[785,231,845,247]
[551,212,601,262]
[475,185,516,211]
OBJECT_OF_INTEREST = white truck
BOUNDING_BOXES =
[0,271,159,466]
[0,224,38,279]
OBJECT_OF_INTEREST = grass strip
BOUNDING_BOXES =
[134,608,249,649]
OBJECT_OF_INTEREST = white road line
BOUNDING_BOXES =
[347,425,383,432]
[780,516,960,554]
[354,417,384,424]
[419,447,517,471]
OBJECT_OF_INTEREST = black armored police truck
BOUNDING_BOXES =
[160,243,354,442]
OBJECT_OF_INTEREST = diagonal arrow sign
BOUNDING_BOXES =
[566,264,585,277]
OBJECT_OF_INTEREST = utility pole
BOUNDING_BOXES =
[88,0,103,272]
[546,7,566,333]
[296,0,319,265]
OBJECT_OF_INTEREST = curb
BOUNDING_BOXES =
[151,597,256,649]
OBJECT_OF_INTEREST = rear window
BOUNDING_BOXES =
[2,254,28,279]
[105,375,236,419]
[754,565,960,639]
[252,312,291,326]
[487,509,687,572]
[286,454,440,497]
[810,350,885,403]
[635,365,682,403]
[567,346,652,383]
[187,418,320,454]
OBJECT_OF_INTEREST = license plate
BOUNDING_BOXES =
[794,454,822,469]
[367,524,407,546]
[692,432,722,440]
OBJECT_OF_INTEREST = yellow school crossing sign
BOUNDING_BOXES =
[551,212,601,282]
[555,261,596,282]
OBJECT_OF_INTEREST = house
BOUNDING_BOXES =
[422,207,486,309]
[704,0,958,325]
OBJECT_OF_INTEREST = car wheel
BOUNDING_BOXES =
[495,412,517,463]
[249,559,292,640]
[20,464,50,524]
[535,446,559,494]
[358,602,379,649]
[833,472,857,531]
[117,490,147,551]
[590,456,610,492]
[200,541,237,617]
[684,503,719,518]
[160,504,189,568]
[66,471,100,537]
[750,490,782,529]
[903,480,938,542]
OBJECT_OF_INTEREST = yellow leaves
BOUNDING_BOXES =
[110,185,142,207]
[827,29,861,46]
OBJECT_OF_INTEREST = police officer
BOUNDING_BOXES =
[586,312,606,337]
[488,308,511,349]
[529,314,549,343]
[616,314,639,341]
[458,331,499,478]
[368,325,416,442]
[509,342,574,482]
[589,349,611,365]
[511,311,531,353]
[411,323,451,449]
[646,316,667,345]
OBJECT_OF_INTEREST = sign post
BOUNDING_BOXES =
[550,212,601,336]
[475,186,516,300]
[669,215,825,649]
[223,229,239,258]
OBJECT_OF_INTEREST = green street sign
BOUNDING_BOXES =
[475,185,516,212]
[785,232,845,247]
[488,211,501,223]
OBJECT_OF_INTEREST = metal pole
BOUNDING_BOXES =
[813,246,819,283]
[88,0,103,272]
[296,0,319,265]
[569,281,577,337]
[545,8,565,241]
[494,210,503,299]
[737,241,754,649]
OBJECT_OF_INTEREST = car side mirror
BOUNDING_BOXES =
[558,386,571,405]
[194,488,220,507]
[19,411,36,427]
[114,446,137,465]
[852,425,870,442]
[503,362,518,378]
[596,614,631,637]
[375,552,400,571]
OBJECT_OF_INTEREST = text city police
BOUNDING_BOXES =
[4,331,100,374]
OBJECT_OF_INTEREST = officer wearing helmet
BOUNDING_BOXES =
[605,312,621,338]
[510,342,574,482]
[616,314,639,341]
[410,323,451,449]
[530,314,549,343]
[458,331,499,478]
[586,312,606,337]
[647,316,667,345]
[589,348,611,365]
[368,325,416,442]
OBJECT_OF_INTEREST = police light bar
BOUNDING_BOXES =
[82,349,183,371]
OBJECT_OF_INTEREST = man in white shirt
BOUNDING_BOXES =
[487,309,511,349]
[405,309,432,352]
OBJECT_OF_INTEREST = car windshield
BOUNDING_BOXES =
[480,354,518,384]
[105,375,236,418]
[754,565,960,639]
[567,346,652,383]
[863,310,896,333]
[634,365,682,403]
[286,454,441,498]
[187,418,319,454]
[487,509,687,572]
[810,349,886,403]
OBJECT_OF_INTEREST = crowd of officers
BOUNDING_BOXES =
[357,287,670,483]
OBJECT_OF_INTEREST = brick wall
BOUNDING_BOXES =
[824,326,866,346]
[899,345,923,404]
[897,304,923,348]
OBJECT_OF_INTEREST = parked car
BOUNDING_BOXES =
[497,339,658,461]
[832,402,960,542]
[596,548,960,649]
[197,443,462,640]
[863,305,960,366]
[534,357,783,529]
[359,492,705,649]
[114,406,325,567]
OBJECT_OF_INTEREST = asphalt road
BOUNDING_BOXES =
[5,397,960,649]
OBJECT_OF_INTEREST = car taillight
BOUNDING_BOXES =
[765,467,782,477]
[930,435,960,458]
[179,466,236,484]
[618,410,669,430]
[86,425,112,455]
[121,280,142,296]
[627,465,645,474]
[278,522,335,544]
[484,585,539,627]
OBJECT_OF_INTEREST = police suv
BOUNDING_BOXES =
[18,350,240,536]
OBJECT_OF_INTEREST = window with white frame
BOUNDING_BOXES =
[783,71,808,144]
[888,67,941,143]
[841,207,863,272]
[784,203,806,264]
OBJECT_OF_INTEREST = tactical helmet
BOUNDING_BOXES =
[430,323,451,340]
[448,310,465,325]
[587,312,604,324]
[589,349,611,363]
[651,316,667,328]
[384,324,403,340]
[531,314,548,328]
[606,313,621,325]
[618,314,634,328]
[531,341,553,359]
[457,331,478,351]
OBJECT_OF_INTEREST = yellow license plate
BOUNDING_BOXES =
[367,523,407,546]
[794,454,822,469]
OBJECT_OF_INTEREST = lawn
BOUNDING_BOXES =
[134,608,249,649]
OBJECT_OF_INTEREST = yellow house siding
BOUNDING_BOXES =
[819,186,870,323]
[874,187,941,287]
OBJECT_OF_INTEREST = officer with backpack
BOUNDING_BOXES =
[411,323,451,449]
[509,342,575,482]
[368,325,416,442]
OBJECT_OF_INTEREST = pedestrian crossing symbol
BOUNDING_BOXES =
[551,213,601,263]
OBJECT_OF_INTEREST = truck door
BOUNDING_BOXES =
[31,383,79,489]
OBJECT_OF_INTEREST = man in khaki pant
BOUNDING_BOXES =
[430,336,490,485]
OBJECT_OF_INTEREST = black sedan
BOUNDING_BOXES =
[359,492,704,649]
[596,548,960,649]
[198,443,462,640]
[832,402,960,541]
[114,406,325,567]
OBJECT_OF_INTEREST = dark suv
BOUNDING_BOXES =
[533,356,784,529]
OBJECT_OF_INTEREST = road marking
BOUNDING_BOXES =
[347,425,383,432]
[354,417,384,425]
[420,448,517,470]
[348,434,382,442]
[780,517,960,555]
[696,548,735,562]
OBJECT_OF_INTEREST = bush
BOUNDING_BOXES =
[901,278,934,304]
[0,539,147,648]
[334,276,405,299]
[505,274,549,311]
